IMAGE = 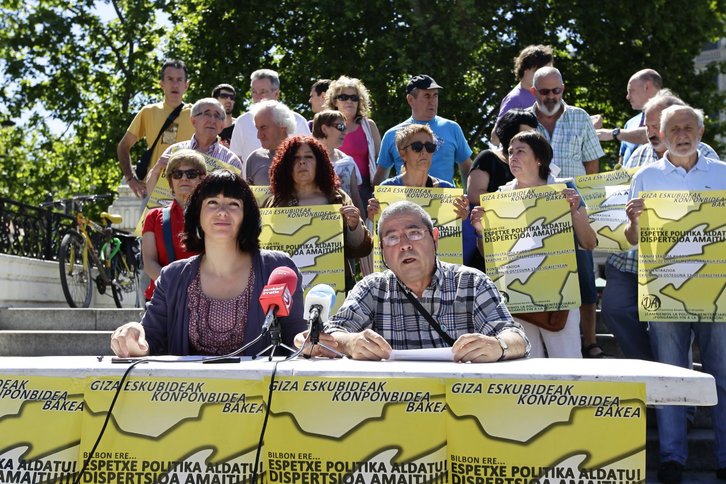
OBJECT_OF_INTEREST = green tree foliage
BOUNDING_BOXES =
[0,0,723,203]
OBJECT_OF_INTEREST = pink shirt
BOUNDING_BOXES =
[339,123,370,180]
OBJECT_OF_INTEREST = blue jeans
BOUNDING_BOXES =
[649,320,726,466]
[601,263,654,360]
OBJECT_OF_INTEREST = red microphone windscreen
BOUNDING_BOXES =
[259,266,297,317]
[267,266,298,292]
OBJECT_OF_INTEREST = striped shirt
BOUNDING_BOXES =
[325,260,530,353]
[160,135,244,172]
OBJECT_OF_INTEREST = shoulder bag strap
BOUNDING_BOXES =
[161,206,176,263]
[400,284,456,346]
[138,103,186,175]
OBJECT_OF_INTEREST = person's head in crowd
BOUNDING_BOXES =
[494,109,539,154]
[250,100,296,151]
[269,136,339,200]
[531,67,564,117]
[312,110,347,148]
[642,89,683,154]
[323,76,372,122]
[165,149,207,204]
[395,124,437,173]
[626,69,663,111]
[190,98,226,139]
[378,200,438,284]
[660,105,704,160]
[250,69,281,104]
[507,131,553,182]
[159,59,189,105]
[405,74,442,122]
[513,45,554,82]
[183,170,261,253]
[309,79,331,114]
[212,84,236,115]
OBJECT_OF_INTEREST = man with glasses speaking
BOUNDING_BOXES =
[295,200,530,362]
[145,98,244,194]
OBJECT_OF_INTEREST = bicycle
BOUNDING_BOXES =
[41,194,142,308]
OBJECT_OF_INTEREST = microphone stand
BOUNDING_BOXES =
[255,313,296,361]
[306,311,343,358]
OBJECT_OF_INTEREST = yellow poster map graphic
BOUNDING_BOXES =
[480,184,580,313]
[638,190,726,322]
[265,377,447,484]
[0,376,84,483]
[447,379,645,484]
[78,376,266,483]
[134,149,243,235]
[259,205,346,312]
[576,169,640,253]
[372,186,463,272]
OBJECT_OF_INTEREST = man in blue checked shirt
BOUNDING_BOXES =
[295,201,530,362]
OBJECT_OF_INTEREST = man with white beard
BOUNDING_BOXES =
[527,67,604,178]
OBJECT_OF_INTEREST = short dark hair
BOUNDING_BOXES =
[509,131,552,180]
[212,83,236,98]
[513,45,553,80]
[312,110,345,139]
[269,136,339,202]
[160,59,188,80]
[183,170,261,253]
[495,109,538,153]
[311,79,331,96]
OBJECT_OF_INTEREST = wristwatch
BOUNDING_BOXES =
[496,336,509,361]
[611,128,621,142]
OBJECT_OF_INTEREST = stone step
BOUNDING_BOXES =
[0,330,112,356]
[0,307,142,331]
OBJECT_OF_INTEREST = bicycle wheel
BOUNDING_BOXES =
[110,254,140,308]
[59,232,93,308]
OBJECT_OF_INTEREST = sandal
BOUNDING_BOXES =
[582,343,608,358]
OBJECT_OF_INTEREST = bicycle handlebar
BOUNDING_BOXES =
[39,194,113,210]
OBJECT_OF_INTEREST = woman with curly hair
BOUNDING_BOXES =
[263,136,373,291]
[323,76,381,206]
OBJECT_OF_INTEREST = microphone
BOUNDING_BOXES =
[304,284,336,331]
[259,266,298,332]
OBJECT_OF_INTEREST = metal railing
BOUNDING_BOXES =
[0,197,74,261]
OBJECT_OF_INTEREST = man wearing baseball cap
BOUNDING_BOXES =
[373,74,472,187]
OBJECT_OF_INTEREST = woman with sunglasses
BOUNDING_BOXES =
[263,136,373,292]
[323,76,381,207]
[112,169,306,357]
[367,124,469,220]
[312,109,365,217]
[141,149,207,301]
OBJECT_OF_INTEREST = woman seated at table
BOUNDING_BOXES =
[111,170,306,357]
[142,149,207,301]
[367,124,469,220]
[471,131,597,358]
[262,136,372,292]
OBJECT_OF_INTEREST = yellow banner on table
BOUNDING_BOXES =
[480,184,580,313]
[372,186,463,272]
[575,169,640,253]
[0,376,84,482]
[259,205,346,312]
[447,379,645,483]
[78,376,266,483]
[638,190,726,322]
[265,376,447,483]
[134,150,243,235]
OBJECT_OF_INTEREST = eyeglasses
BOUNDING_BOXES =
[217,93,235,100]
[194,110,225,121]
[403,141,437,153]
[536,87,563,96]
[170,169,201,180]
[335,94,359,102]
[381,227,428,247]
[332,122,346,132]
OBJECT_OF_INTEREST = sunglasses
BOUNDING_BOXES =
[331,122,346,132]
[217,93,235,100]
[336,94,359,102]
[536,87,563,96]
[170,169,201,180]
[403,141,437,154]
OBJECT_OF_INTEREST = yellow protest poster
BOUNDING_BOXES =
[638,190,726,322]
[265,376,447,484]
[78,376,266,483]
[250,185,272,206]
[575,170,639,253]
[480,184,580,313]
[447,379,645,484]
[0,375,84,482]
[259,205,346,312]
[372,186,463,272]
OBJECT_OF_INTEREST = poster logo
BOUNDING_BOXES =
[640,295,661,312]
